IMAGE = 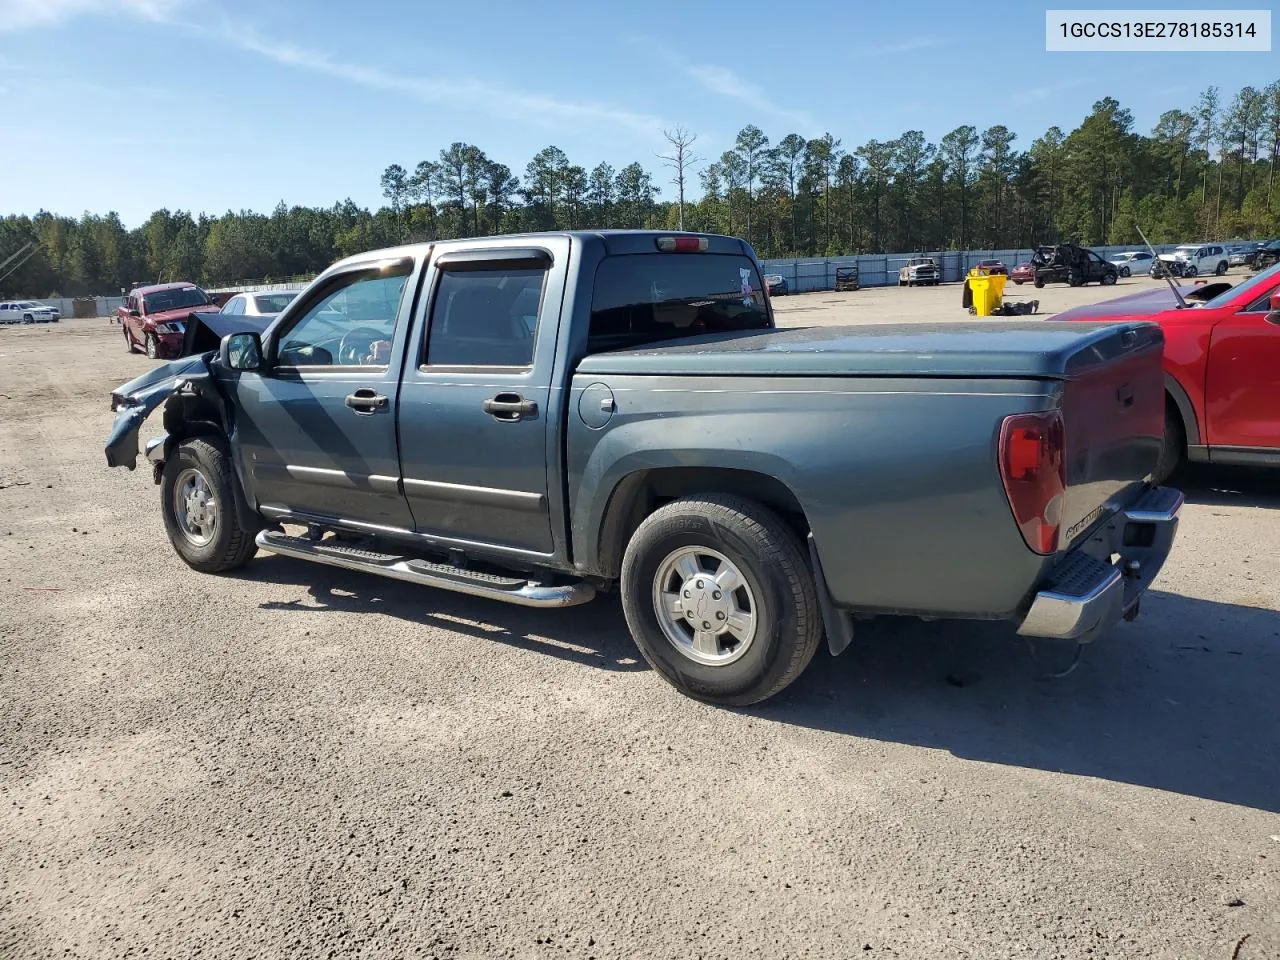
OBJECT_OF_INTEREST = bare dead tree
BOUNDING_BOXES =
[658,126,702,231]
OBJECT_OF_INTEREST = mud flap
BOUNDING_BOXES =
[806,532,855,657]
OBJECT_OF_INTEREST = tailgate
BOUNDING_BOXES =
[1058,323,1165,549]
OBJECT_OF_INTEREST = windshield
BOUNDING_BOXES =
[254,293,297,313]
[588,253,772,352]
[143,287,209,312]
[1198,261,1280,310]
[1174,246,1200,256]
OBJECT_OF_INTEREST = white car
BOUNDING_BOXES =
[1156,243,1230,278]
[1108,251,1155,277]
[0,300,57,324]
[217,290,298,318]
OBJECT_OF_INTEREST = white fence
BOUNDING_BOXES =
[758,244,1187,293]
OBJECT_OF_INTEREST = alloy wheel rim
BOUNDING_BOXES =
[651,546,758,666]
[173,467,218,546]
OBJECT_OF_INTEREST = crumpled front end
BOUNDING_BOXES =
[105,353,214,470]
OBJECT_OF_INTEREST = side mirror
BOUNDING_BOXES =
[128,308,140,317]
[219,331,264,371]
[1266,291,1280,326]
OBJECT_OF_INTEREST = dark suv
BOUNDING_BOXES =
[1030,244,1118,288]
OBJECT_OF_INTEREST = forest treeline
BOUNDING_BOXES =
[3,83,1278,298]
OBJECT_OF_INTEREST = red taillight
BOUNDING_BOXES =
[998,410,1066,555]
[655,236,709,252]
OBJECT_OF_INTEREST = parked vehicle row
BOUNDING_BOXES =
[105,229,1183,708]
[118,282,299,359]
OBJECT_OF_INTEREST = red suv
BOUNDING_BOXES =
[118,283,221,359]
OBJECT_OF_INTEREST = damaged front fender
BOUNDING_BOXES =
[104,352,216,470]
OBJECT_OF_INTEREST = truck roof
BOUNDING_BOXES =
[326,230,755,273]
[131,281,202,295]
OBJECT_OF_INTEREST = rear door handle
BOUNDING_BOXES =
[345,389,388,414]
[483,393,537,421]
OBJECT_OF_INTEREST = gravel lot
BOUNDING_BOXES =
[2,274,1278,959]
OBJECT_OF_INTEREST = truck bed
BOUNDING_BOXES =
[575,320,1163,380]
[569,318,1166,617]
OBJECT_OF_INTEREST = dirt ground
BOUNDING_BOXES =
[2,274,1278,959]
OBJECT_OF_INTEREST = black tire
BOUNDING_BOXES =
[1013,279,1024,286]
[145,332,159,359]
[1034,276,1045,288]
[1215,261,1227,276]
[619,494,823,707]
[1121,267,1131,278]
[1101,271,1117,285]
[1152,403,1185,486]
[160,437,259,573]
[124,327,137,353]
[1068,269,1083,287]
[1185,264,1198,278]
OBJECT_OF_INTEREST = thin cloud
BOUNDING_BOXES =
[0,0,671,138]
[1010,77,1091,106]
[863,35,952,57]
[0,0,186,32]
[180,19,672,139]
[633,38,815,131]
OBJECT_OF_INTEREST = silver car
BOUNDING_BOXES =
[218,291,299,318]
[1107,251,1155,277]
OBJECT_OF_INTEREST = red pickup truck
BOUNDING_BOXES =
[119,282,221,359]
[1056,263,1280,480]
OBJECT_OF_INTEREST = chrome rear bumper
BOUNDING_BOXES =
[1017,485,1183,643]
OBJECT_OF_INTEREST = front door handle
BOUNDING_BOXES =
[483,393,537,422]
[345,388,388,414]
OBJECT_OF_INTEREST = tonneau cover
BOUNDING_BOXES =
[575,320,1163,380]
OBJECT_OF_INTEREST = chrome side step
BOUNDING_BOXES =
[255,531,596,608]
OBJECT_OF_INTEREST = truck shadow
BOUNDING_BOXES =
[1172,462,1280,509]
[235,554,648,674]
[752,590,1280,813]
[235,556,1278,812]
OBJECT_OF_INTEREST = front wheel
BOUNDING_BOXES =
[160,437,259,573]
[1120,266,1131,278]
[124,327,137,353]
[1101,271,1117,285]
[1033,276,1045,288]
[145,332,159,359]
[620,494,823,707]
[1184,264,1197,278]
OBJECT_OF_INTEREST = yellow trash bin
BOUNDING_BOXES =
[966,268,1007,316]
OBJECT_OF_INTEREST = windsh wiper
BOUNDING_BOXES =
[1136,223,1188,309]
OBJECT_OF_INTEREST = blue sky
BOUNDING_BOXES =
[0,0,1273,227]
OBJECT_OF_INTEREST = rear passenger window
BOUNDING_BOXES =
[425,267,546,367]
[588,253,772,353]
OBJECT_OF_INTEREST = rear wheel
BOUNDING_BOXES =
[1101,271,1117,285]
[1068,269,1083,287]
[619,494,823,707]
[1152,403,1185,485]
[1215,261,1227,276]
[1034,276,1045,288]
[160,437,259,573]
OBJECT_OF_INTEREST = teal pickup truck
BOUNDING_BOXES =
[106,230,1183,706]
